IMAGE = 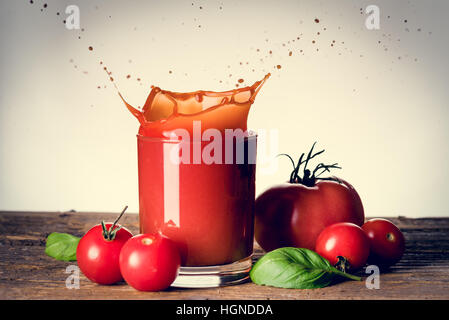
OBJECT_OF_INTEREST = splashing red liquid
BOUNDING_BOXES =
[121,74,270,138]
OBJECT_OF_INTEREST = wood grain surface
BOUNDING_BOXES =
[0,211,448,300]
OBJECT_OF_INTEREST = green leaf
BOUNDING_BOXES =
[45,232,81,261]
[250,247,361,289]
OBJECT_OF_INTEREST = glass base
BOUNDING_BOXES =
[171,256,252,288]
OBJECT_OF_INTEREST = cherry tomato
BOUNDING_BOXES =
[119,234,181,291]
[362,218,405,267]
[76,223,133,285]
[315,222,370,271]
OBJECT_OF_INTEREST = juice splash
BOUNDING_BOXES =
[121,74,270,138]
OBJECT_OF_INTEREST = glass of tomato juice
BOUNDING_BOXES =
[123,74,269,287]
[137,131,257,287]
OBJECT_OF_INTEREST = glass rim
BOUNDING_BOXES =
[137,129,258,143]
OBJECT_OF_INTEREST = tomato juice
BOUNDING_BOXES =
[123,74,269,267]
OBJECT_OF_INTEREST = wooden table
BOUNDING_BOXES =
[0,211,448,300]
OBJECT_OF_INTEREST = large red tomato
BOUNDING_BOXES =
[255,144,364,252]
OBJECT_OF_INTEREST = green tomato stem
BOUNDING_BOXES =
[278,142,342,186]
[332,268,362,281]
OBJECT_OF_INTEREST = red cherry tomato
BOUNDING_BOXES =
[119,234,181,291]
[362,218,405,267]
[256,179,364,252]
[315,222,370,271]
[76,223,133,285]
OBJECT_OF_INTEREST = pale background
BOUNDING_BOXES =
[0,0,448,217]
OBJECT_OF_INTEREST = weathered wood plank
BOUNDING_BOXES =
[0,211,448,300]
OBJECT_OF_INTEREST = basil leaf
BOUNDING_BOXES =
[250,247,361,289]
[45,232,80,261]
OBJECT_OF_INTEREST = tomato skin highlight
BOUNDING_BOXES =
[119,234,181,292]
[315,222,370,270]
[76,223,133,285]
[255,179,364,252]
[362,218,405,267]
